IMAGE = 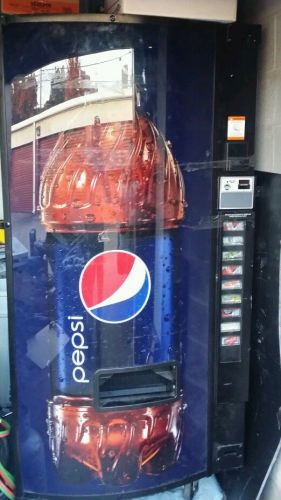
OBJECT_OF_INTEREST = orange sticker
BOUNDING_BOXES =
[227,115,246,141]
[1,0,79,14]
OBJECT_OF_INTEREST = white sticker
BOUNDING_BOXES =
[227,116,246,141]
[220,177,254,193]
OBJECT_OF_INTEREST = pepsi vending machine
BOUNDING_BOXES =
[0,16,259,499]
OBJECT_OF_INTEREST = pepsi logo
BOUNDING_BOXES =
[79,250,151,323]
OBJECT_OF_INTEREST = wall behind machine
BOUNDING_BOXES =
[241,0,281,174]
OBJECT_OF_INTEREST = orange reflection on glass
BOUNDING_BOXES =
[40,115,185,232]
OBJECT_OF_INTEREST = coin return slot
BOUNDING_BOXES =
[94,362,178,410]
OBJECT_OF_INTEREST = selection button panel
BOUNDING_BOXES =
[219,216,248,363]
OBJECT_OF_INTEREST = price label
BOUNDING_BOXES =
[227,116,246,141]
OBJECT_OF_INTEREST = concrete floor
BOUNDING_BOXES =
[135,476,225,500]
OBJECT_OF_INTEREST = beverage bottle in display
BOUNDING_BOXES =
[40,111,186,485]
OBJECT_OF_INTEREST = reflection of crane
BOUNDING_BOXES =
[33,50,133,110]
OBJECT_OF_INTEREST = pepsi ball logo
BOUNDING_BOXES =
[79,250,151,324]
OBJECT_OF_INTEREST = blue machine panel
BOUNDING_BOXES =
[4,20,215,497]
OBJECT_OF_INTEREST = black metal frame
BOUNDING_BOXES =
[210,22,260,474]
[0,19,25,500]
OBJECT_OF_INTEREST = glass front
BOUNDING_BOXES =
[4,20,215,497]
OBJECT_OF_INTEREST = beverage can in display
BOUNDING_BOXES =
[221,336,241,347]
[40,112,186,485]
[223,221,245,232]
[222,265,243,276]
[220,322,241,333]
[221,308,241,319]
[221,294,242,305]
[221,280,243,290]
[222,250,243,261]
[223,236,244,246]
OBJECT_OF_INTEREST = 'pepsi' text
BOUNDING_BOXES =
[68,316,89,384]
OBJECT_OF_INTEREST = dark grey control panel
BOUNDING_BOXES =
[219,176,254,210]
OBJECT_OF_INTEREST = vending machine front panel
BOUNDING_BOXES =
[1,17,259,498]
[2,19,217,498]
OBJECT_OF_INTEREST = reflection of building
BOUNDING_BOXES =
[11,90,133,213]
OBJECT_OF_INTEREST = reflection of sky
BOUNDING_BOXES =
[35,49,133,107]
